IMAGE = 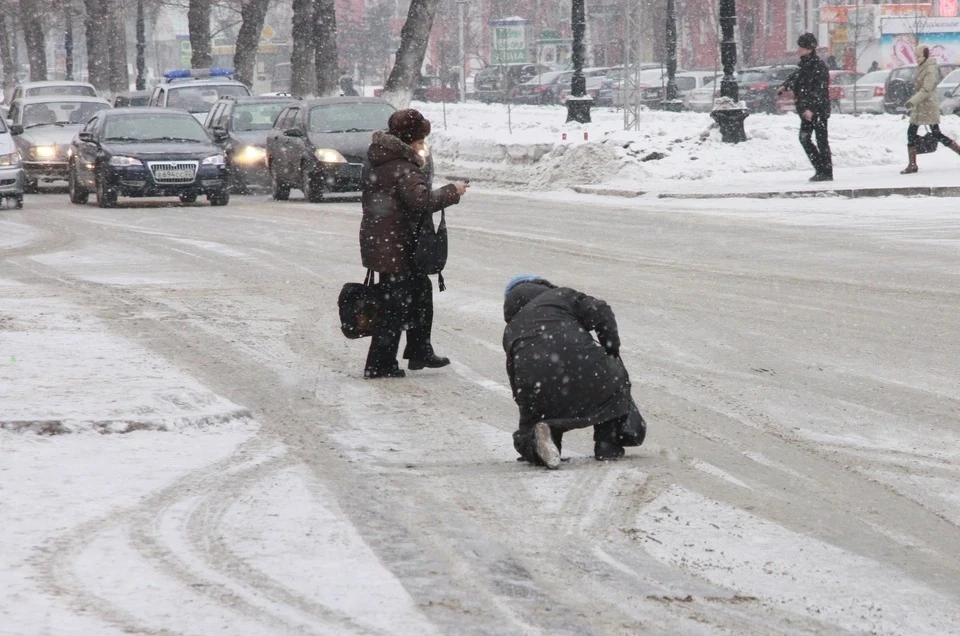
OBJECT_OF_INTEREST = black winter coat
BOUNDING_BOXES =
[782,54,831,117]
[360,131,460,274]
[502,281,630,428]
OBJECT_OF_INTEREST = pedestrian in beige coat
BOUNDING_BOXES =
[902,44,960,173]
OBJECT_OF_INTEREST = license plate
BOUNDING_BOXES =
[156,168,193,180]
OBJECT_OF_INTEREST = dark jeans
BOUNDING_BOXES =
[364,271,434,373]
[799,113,832,176]
[907,124,952,147]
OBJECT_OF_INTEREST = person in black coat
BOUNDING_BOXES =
[778,33,833,182]
[502,275,646,469]
[359,109,468,378]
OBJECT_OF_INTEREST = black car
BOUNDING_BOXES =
[205,95,297,192]
[474,64,551,103]
[265,97,395,202]
[112,91,150,108]
[739,65,798,113]
[884,63,959,113]
[68,107,230,208]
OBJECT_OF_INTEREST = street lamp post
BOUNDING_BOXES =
[662,0,681,111]
[456,0,469,104]
[566,0,592,123]
[710,0,748,142]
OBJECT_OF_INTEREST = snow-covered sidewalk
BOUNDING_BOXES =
[417,101,960,198]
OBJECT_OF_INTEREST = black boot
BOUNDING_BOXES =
[408,352,450,370]
[593,421,625,461]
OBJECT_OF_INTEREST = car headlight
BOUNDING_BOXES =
[0,152,19,167]
[109,156,142,167]
[314,148,347,163]
[29,145,57,159]
[201,154,226,166]
[236,145,266,164]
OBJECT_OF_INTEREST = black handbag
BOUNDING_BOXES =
[338,269,379,339]
[916,126,940,154]
[413,209,448,290]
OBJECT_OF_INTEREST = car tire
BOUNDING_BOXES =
[23,178,39,194]
[96,173,117,208]
[68,163,88,205]
[302,167,324,203]
[208,189,230,207]
[270,164,290,201]
[179,192,198,204]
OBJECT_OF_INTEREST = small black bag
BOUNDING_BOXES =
[413,209,448,288]
[916,126,940,154]
[338,269,379,339]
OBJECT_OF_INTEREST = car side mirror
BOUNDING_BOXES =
[212,126,229,142]
[284,128,305,138]
[78,131,96,143]
[9,124,23,136]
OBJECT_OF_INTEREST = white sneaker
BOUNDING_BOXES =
[533,422,561,470]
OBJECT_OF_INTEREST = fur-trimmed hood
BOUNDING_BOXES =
[368,130,425,169]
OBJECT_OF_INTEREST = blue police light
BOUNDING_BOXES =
[209,68,235,77]
[163,69,192,79]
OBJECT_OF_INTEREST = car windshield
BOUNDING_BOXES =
[233,103,289,131]
[676,77,698,91]
[739,71,767,83]
[103,114,210,142]
[167,84,250,113]
[22,101,108,128]
[943,69,960,84]
[860,71,889,84]
[25,85,96,98]
[308,102,395,134]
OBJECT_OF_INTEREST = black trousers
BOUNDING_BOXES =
[365,271,434,373]
[512,399,646,464]
[907,124,953,147]
[799,113,833,176]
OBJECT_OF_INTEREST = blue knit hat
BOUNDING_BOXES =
[504,274,544,297]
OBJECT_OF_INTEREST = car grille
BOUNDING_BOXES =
[147,161,198,184]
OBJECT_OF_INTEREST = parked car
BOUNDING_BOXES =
[112,91,151,108]
[885,63,959,113]
[612,68,680,108]
[265,97,395,202]
[937,68,960,103]
[8,95,111,192]
[777,69,861,113]
[0,116,24,208]
[474,64,551,103]
[204,95,298,193]
[558,75,610,105]
[68,107,230,207]
[513,70,571,105]
[5,80,97,104]
[628,70,710,108]
[149,68,252,122]
[685,80,722,112]
[413,75,459,102]
[940,85,960,116]
[739,65,798,113]
[838,70,890,114]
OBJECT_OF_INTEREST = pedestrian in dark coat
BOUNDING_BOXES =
[359,109,469,378]
[502,275,646,469]
[779,33,833,181]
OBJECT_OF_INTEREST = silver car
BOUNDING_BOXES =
[838,70,890,114]
[8,95,111,191]
[0,117,24,208]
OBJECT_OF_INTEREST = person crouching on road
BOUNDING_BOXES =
[778,33,833,182]
[900,44,960,174]
[359,109,469,378]
[503,275,646,469]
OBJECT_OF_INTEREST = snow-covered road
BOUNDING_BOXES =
[2,191,959,634]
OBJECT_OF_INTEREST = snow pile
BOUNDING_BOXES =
[418,102,932,192]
